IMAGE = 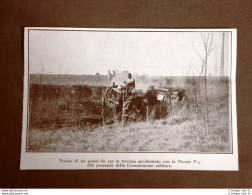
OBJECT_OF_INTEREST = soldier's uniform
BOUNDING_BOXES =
[126,77,135,89]
[124,73,135,96]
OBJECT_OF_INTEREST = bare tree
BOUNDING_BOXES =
[193,33,215,138]
[101,90,105,127]
[188,63,199,115]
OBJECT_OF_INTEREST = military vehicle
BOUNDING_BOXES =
[103,82,187,122]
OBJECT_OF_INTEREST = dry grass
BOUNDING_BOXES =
[28,100,231,152]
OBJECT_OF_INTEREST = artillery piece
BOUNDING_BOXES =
[103,82,187,122]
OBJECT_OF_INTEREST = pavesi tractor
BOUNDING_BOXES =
[103,82,187,122]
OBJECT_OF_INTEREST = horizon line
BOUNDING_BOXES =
[30,73,229,77]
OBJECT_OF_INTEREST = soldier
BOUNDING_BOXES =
[124,73,135,89]
[123,73,135,96]
[107,70,111,85]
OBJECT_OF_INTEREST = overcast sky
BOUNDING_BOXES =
[29,30,231,76]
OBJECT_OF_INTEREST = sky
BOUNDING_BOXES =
[29,30,231,76]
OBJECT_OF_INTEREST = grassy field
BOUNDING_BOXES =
[28,75,231,152]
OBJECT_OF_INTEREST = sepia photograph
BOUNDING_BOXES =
[20,28,238,170]
[23,28,235,154]
[21,29,236,157]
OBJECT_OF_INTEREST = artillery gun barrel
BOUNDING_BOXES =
[155,88,169,92]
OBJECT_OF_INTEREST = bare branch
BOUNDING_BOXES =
[207,35,215,56]
[206,33,210,46]
[201,33,205,46]
[208,45,215,54]
[207,34,214,53]
[199,62,205,77]
[201,33,206,50]
[192,42,206,65]
[201,33,208,52]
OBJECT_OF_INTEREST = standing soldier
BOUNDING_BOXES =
[107,70,111,85]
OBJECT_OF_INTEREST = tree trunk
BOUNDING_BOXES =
[101,91,105,127]
[204,56,209,138]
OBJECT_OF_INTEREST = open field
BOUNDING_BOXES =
[28,74,231,152]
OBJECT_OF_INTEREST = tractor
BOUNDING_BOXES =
[103,82,187,122]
